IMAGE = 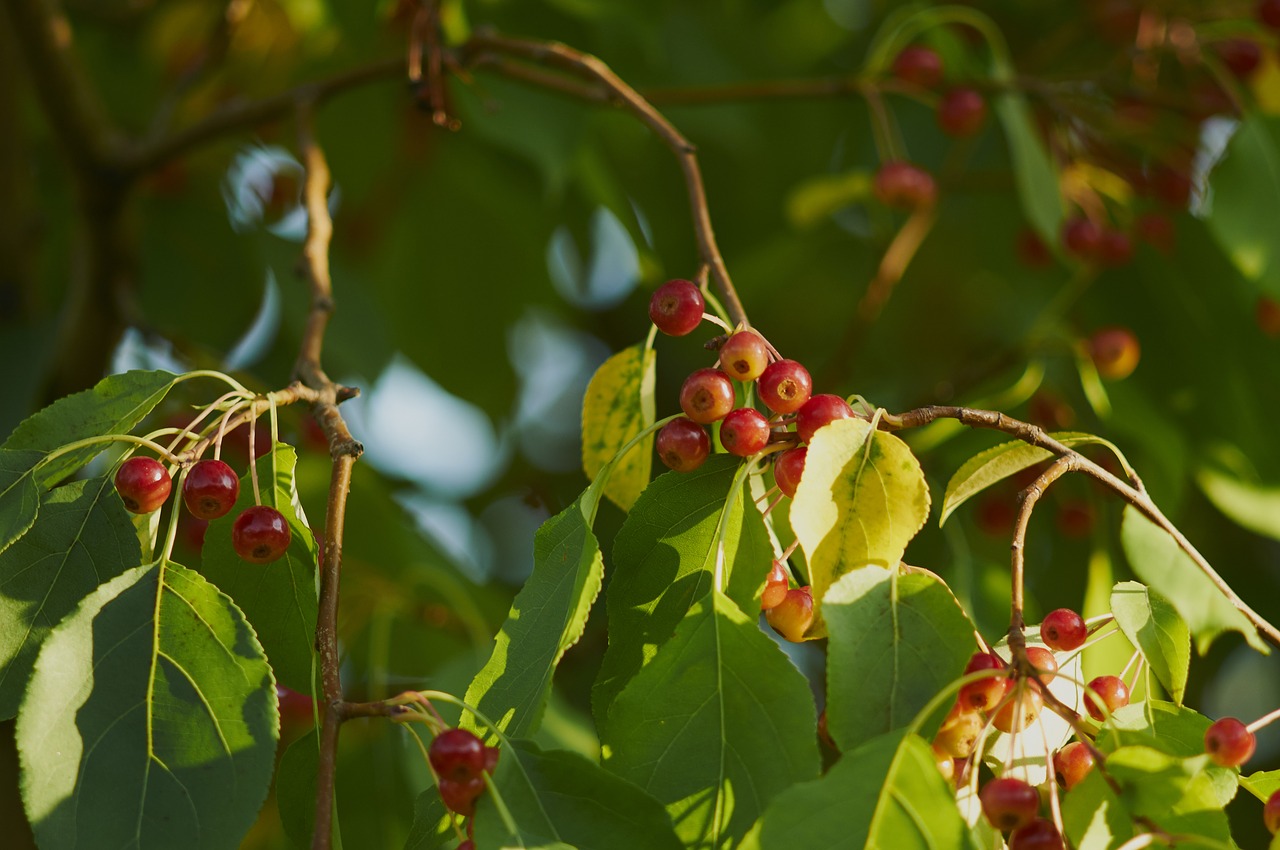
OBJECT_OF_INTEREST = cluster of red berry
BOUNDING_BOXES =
[114,452,291,563]
[428,727,499,838]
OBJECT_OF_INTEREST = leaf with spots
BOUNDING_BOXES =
[581,343,656,511]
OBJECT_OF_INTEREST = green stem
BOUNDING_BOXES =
[37,433,182,469]
[173,369,252,395]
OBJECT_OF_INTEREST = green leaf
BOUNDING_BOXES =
[592,457,770,721]
[473,739,681,850]
[17,559,277,850]
[939,432,1127,525]
[465,487,604,739]
[1120,506,1266,654]
[0,449,44,557]
[754,731,976,850]
[1110,582,1191,705]
[581,342,655,512]
[199,443,319,693]
[3,370,176,488]
[786,170,872,229]
[1061,769,1136,850]
[1196,464,1280,541]
[0,476,143,719]
[277,731,338,850]
[601,591,819,850]
[993,91,1063,249]
[1205,114,1280,298]
[823,566,975,750]
[1242,769,1280,803]
[790,418,929,634]
[1103,701,1213,757]
[405,788,451,850]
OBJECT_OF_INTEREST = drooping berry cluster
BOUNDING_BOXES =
[428,728,500,817]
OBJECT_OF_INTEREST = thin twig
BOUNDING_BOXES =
[1008,456,1075,653]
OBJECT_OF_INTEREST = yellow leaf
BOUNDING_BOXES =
[582,344,655,511]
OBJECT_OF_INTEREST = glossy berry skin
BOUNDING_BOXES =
[766,586,813,642]
[1204,717,1256,767]
[182,459,240,520]
[438,775,485,816]
[773,447,807,498]
[1040,608,1087,651]
[760,561,789,611]
[680,368,735,424]
[1024,646,1058,685]
[892,45,944,88]
[758,359,812,414]
[1085,675,1130,721]
[931,743,956,782]
[429,728,487,782]
[993,684,1043,733]
[719,331,770,382]
[231,505,292,563]
[656,418,710,472]
[115,457,173,514]
[796,394,855,443]
[874,161,937,210]
[937,88,987,137]
[1009,818,1065,850]
[1054,741,1095,790]
[1062,217,1103,261]
[959,652,1007,712]
[1266,789,1280,834]
[649,279,704,336]
[980,777,1040,832]
[720,408,771,457]
[1090,326,1140,380]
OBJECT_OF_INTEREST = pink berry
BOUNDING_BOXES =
[937,88,987,137]
[958,652,1007,712]
[1053,741,1095,790]
[760,561,789,611]
[1085,675,1129,721]
[1062,217,1103,261]
[719,331,770,382]
[1025,646,1058,686]
[874,161,937,210]
[765,586,813,642]
[980,777,1040,832]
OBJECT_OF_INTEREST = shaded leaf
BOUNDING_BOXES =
[1120,506,1265,653]
[0,476,142,719]
[0,450,44,558]
[1110,582,1190,705]
[18,560,277,850]
[755,731,976,850]
[405,789,451,850]
[199,443,319,693]
[277,731,337,850]
[474,739,681,850]
[602,591,819,850]
[823,566,974,751]
[993,91,1063,249]
[592,457,769,722]
[581,343,656,511]
[1196,464,1280,541]
[1205,114,1280,299]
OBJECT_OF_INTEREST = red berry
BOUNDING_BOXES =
[1054,741,1095,790]
[765,586,813,642]
[438,775,485,816]
[680,368,735,424]
[1016,228,1053,269]
[484,745,500,774]
[980,777,1040,832]
[114,457,173,514]
[656,418,710,472]
[1217,39,1262,79]
[182,459,241,520]
[1025,646,1058,686]
[1135,212,1175,254]
[649,279,704,336]
[993,683,1043,733]
[1085,675,1130,721]
[773,447,807,498]
[892,45,944,88]
[719,331,770,382]
[796,394,855,443]
[1040,608,1087,651]
[1090,326,1140,380]
[429,728,487,782]
[874,161,937,210]
[720,408,770,457]
[1062,217,1103,261]
[1099,230,1133,267]
[1262,0,1280,29]
[959,653,1008,712]
[1266,789,1280,834]
[937,88,987,137]
[1009,818,1065,850]
[1257,296,1280,338]
[761,561,790,611]
[758,359,813,414]
[1204,717,1256,767]
[231,505,292,563]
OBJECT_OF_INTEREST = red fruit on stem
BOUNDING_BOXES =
[182,459,241,520]
[115,457,173,514]
[935,707,984,758]
[1062,217,1103,261]
[1025,646,1058,685]
[1016,228,1053,269]
[959,653,1007,712]
[796,394,855,443]
[1009,818,1065,850]
[993,684,1043,733]
[1266,789,1280,834]
[893,45,944,88]
[758,359,813,414]
[680,368,736,424]
[1054,741,1096,790]
[720,408,770,457]
[766,586,813,642]
[937,88,988,137]
[874,161,937,210]
[1040,608,1087,651]
[1090,326,1140,380]
[429,728,487,782]
[484,746,500,774]
[773,447,807,498]
[1217,39,1262,79]
[719,330,770,382]
[656,418,710,472]
[980,777,1040,832]
[438,775,485,816]
[1204,717,1256,767]
[932,743,956,782]
[761,561,790,611]
[1085,675,1130,721]
[232,505,292,563]
[649,279,705,336]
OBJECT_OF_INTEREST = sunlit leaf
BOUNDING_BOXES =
[581,342,655,511]
[0,476,142,719]
[1102,702,1238,809]
[1242,769,1280,803]
[18,560,277,849]
[1110,582,1190,705]
[601,591,819,850]
[1196,464,1280,541]
[0,450,44,557]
